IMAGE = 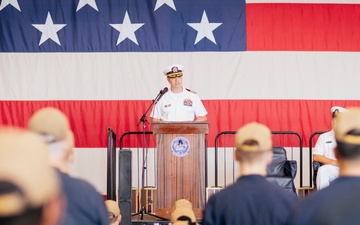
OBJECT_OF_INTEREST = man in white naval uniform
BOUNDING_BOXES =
[150,64,207,122]
[313,106,348,190]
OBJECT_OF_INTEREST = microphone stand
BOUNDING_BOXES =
[137,94,158,127]
[132,89,169,221]
[137,87,167,126]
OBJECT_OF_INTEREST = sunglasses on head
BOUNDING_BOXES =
[167,72,183,78]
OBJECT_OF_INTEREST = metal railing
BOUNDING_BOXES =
[119,131,154,150]
[116,130,307,189]
[308,131,326,187]
[119,131,209,188]
[109,128,337,198]
[214,131,303,187]
[119,131,156,189]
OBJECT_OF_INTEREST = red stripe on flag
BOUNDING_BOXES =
[246,3,360,51]
[2,100,360,147]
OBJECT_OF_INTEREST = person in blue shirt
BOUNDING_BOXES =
[288,107,360,225]
[202,122,298,225]
[28,107,109,225]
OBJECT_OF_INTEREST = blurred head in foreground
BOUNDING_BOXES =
[28,107,75,174]
[105,200,121,225]
[171,199,197,225]
[234,122,273,176]
[334,107,360,172]
[0,128,63,225]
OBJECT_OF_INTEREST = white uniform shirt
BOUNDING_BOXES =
[313,130,337,160]
[150,88,207,121]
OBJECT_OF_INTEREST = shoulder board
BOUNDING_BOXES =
[185,88,197,94]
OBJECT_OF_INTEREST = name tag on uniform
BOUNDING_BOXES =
[165,104,171,108]
[326,141,332,143]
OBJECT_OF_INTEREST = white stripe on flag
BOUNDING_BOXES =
[1,52,360,100]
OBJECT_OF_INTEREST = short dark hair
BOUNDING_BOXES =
[332,109,340,118]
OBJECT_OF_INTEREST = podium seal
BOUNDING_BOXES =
[171,136,190,157]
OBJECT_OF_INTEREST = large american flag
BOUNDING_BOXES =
[1,0,360,192]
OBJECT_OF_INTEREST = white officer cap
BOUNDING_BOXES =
[331,106,348,114]
[163,64,184,77]
[331,106,348,118]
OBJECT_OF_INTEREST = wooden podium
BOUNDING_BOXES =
[152,122,209,220]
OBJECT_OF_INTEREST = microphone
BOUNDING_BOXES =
[138,87,169,126]
[155,87,168,104]
[160,87,168,95]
